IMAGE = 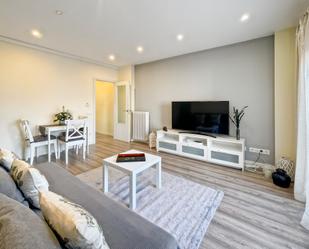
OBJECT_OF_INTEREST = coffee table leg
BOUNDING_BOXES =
[156,160,162,189]
[130,173,136,210]
[103,164,109,193]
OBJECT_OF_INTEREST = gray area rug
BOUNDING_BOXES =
[77,167,224,249]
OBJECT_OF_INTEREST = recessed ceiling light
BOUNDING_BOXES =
[177,34,184,41]
[109,54,115,61]
[31,29,43,38]
[136,46,144,53]
[55,10,64,15]
[240,13,250,23]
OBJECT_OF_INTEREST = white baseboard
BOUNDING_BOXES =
[245,160,274,169]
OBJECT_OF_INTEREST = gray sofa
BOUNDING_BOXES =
[35,162,179,249]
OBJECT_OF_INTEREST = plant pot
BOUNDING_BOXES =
[272,169,291,188]
[59,120,66,125]
[236,128,240,140]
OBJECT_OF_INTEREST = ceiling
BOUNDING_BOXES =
[0,0,308,67]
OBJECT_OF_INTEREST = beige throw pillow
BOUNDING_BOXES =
[11,159,49,208]
[40,191,110,249]
[0,148,16,171]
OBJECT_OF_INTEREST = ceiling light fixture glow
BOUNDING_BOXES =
[136,46,144,53]
[109,54,115,61]
[55,10,64,15]
[177,34,184,41]
[240,13,250,23]
[31,29,43,38]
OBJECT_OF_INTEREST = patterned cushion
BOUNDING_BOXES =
[40,191,110,249]
[0,148,17,171]
[0,167,28,206]
[0,193,61,249]
[11,160,49,208]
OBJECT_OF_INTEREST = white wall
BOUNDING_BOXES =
[135,36,275,163]
[0,41,118,158]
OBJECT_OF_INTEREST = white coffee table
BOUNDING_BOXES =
[102,150,162,210]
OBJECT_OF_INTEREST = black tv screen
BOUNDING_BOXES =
[172,101,229,135]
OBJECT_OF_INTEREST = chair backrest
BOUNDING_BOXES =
[65,119,86,142]
[20,120,34,143]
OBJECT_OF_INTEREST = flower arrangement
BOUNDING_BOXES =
[230,106,248,140]
[54,106,73,124]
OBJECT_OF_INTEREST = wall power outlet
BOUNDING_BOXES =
[249,147,270,155]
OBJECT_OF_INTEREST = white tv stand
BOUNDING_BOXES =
[156,130,245,170]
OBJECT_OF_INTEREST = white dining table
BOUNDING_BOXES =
[39,122,90,163]
[39,124,66,162]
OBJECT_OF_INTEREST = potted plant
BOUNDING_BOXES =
[230,106,248,140]
[54,106,73,124]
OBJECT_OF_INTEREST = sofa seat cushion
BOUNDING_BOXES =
[35,162,179,249]
[11,160,49,208]
[0,193,61,249]
[40,191,110,249]
[0,167,28,206]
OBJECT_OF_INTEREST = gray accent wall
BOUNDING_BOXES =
[135,36,275,163]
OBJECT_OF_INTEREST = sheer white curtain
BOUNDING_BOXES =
[295,10,309,230]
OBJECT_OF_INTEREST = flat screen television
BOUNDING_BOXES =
[172,101,229,135]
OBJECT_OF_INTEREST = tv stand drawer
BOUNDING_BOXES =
[210,151,239,164]
[182,145,205,157]
[158,141,177,151]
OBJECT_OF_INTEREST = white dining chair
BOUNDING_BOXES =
[20,120,58,165]
[58,119,87,165]
[78,115,90,154]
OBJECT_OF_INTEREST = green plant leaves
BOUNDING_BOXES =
[229,106,248,128]
[54,107,73,122]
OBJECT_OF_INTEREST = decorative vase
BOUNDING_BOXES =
[272,169,291,188]
[276,157,295,182]
[59,120,66,125]
[149,131,157,149]
[236,128,240,140]
[263,164,274,178]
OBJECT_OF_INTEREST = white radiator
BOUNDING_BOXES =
[132,111,150,141]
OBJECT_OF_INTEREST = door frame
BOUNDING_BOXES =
[92,78,135,144]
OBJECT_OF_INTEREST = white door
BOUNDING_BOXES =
[114,81,131,142]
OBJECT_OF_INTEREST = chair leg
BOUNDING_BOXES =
[30,146,34,165]
[58,143,61,158]
[75,145,78,155]
[86,127,90,154]
[24,146,28,162]
[53,141,58,159]
[83,142,86,160]
[65,145,68,165]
